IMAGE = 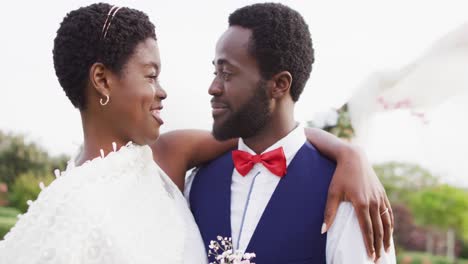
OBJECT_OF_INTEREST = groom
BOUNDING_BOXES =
[187,3,395,263]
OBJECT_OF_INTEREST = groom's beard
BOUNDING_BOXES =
[212,81,271,141]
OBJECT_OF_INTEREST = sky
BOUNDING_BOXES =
[0,0,467,186]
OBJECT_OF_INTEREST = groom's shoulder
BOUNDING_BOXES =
[199,150,233,168]
[299,142,337,168]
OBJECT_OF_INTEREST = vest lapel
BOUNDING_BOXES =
[244,143,329,263]
[190,152,233,249]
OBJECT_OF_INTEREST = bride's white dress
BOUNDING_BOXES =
[0,144,207,264]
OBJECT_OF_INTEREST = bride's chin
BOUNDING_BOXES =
[147,130,161,144]
[130,130,160,146]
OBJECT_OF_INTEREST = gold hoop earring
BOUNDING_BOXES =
[100,95,110,106]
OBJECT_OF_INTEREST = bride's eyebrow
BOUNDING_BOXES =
[142,62,160,72]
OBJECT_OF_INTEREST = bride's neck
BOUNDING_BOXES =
[77,113,128,166]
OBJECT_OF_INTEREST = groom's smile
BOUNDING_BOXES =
[210,100,229,118]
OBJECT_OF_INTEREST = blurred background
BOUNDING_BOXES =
[1,0,467,263]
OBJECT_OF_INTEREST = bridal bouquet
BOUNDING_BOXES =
[208,236,256,264]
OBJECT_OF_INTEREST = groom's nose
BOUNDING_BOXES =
[208,78,223,96]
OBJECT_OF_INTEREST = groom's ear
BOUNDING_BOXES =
[89,62,112,99]
[269,71,292,99]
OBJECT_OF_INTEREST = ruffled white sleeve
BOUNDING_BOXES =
[0,171,127,264]
[0,144,186,264]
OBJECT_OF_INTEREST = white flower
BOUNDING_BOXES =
[243,253,256,260]
[208,235,255,264]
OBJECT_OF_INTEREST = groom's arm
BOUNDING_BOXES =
[304,127,393,262]
[151,130,237,191]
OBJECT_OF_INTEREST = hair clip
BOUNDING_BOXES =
[101,6,123,39]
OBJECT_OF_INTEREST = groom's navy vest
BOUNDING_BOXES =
[190,142,335,264]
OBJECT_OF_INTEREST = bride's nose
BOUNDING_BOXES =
[154,84,167,101]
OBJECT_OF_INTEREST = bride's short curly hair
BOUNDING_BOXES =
[53,3,156,110]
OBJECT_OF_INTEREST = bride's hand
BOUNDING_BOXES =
[323,145,393,262]
[304,127,393,262]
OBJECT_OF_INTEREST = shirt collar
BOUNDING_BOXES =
[238,123,306,166]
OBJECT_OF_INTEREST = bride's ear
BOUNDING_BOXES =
[89,62,112,98]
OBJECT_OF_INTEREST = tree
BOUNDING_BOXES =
[373,162,439,204]
[409,185,468,260]
[307,104,355,140]
[9,171,55,213]
[0,131,68,187]
[391,203,427,252]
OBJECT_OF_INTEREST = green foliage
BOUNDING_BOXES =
[374,162,439,204]
[397,251,468,264]
[460,241,468,259]
[409,185,468,239]
[307,104,355,140]
[0,206,21,218]
[374,162,468,254]
[0,131,68,187]
[8,171,55,213]
[326,105,354,139]
[0,130,68,212]
[0,130,69,238]
[0,207,20,239]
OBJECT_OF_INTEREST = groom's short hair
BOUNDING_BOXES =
[228,3,314,102]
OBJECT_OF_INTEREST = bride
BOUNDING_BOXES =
[0,3,391,263]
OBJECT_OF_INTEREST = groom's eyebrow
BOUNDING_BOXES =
[212,59,237,69]
[212,59,228,66]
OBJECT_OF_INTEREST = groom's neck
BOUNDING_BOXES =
[242,112,296,154]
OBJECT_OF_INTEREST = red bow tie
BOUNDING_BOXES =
[232,147,287,177]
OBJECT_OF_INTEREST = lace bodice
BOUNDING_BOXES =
[0,144,207,264]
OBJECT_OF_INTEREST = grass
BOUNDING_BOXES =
[398,251,468,264]
[0,207,19,239]
[0,206,21,218]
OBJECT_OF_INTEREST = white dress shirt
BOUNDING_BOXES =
[186,125,396,263]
